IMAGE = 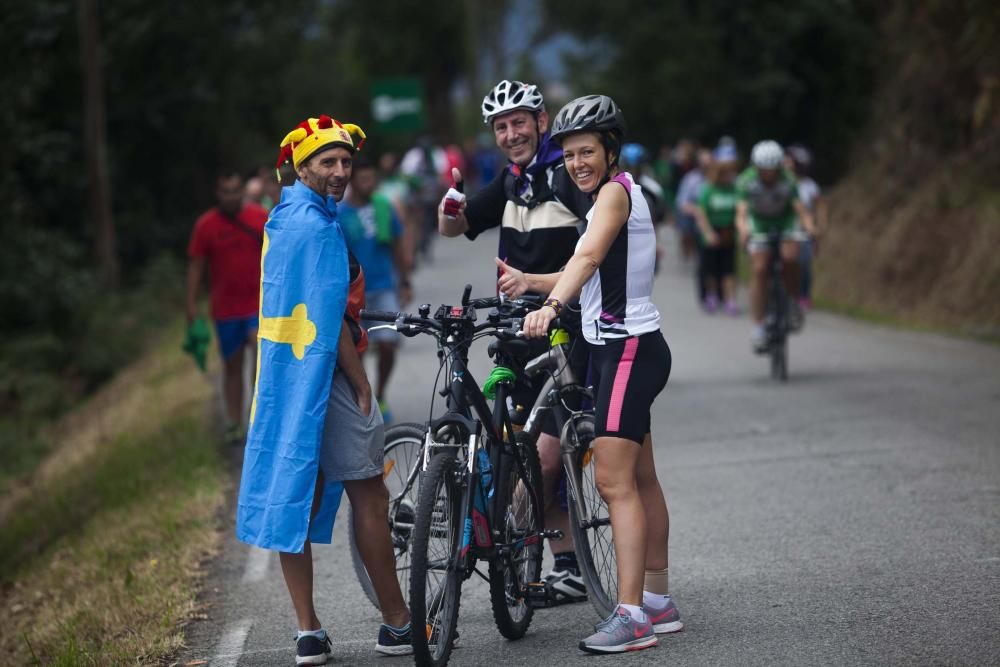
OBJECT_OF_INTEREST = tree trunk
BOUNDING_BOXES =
[79,0,119,288]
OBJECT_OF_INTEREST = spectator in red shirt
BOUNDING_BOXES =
[186,170,267,442]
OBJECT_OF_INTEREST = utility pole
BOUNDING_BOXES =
[79,0,119,288]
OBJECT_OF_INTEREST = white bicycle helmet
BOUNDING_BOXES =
[751,140,784,170]
[481,80,545,124]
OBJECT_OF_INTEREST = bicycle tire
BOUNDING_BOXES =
[348,422,425,610]
[488,437,543,639]
[770,288,789,382]
[410,451,463,667]
[563,416,619,617]
[771,339,788,382]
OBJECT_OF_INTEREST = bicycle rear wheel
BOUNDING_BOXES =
[563,415,618,617]
[349,422,424,610]
[488,439,543,639]
[409,451,463,667]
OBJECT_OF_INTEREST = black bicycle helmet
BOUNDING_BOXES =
[549,95,626,144]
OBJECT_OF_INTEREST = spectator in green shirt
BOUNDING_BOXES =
[693,146,741,315]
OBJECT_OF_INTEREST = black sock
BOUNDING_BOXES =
[554,552,579,573]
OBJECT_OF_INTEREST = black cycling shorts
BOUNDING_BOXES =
[589,330,671,445]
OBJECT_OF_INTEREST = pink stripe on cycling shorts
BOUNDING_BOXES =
[606,337,639,433]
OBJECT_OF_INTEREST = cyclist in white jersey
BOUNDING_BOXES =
[519,95,681,655]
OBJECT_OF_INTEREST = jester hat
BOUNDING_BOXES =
[276,115,366,178]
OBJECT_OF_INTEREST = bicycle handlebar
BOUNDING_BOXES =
[361,308,524,340]
[361,310,404,323]
[469,294,542,310]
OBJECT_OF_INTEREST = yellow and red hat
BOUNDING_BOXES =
[276,115,366,176]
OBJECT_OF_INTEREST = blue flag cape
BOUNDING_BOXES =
[236,180,349,553]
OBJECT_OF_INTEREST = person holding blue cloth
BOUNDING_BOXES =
[237,115,411,665]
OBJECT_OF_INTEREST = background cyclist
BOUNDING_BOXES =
[437,80,593,603]
[736,140,817,351]
[521,95,682,655]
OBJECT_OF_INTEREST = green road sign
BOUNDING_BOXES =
[371,78,426,133]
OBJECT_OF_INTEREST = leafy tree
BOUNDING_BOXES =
[540,0,877,179]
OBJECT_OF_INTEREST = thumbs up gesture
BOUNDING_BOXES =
[441,168,466,218]
[495,257,529,299]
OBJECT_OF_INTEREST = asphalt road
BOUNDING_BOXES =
[180,229,1000,667]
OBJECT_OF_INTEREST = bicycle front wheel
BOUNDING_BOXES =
[488,439,543,639]
[409,451,463,667]
[564,415,618,617]
[770,288,789,382]
[348,422,424,610]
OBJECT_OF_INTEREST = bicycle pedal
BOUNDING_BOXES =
[540,529,564,541]
[525,581,553,608]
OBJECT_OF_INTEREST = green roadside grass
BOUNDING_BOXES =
[812,296,1000,345]
[0,322,227,665]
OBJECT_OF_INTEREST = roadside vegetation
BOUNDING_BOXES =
[0,308,227,665]
[816,2,1000,338]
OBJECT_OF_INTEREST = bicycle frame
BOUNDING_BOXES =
[519,339,603,535]
[404,309,544,584]
[765,231,788,348]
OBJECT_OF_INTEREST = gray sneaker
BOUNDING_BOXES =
[644,594,684,634]
[579,605,657,654]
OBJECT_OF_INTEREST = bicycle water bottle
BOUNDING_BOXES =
[476,447,494,507]
[466,445,495,549]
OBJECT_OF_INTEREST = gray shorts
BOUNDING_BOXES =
[747,229,809,254]
[319,372,385,482]
[363,289,402,344]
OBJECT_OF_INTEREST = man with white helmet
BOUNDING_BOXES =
[438,79,593,603]
[736,140,817,351]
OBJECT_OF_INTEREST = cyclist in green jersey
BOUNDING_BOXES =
[736,140,817,351]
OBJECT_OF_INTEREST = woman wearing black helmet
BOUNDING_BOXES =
[520,95,681,655]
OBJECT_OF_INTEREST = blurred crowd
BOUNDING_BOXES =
[614,137,828,315]
[185,132,828,438]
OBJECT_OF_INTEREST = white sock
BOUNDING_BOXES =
[297,628,327,641]
[619,603,648,623]
[643,591,671,607]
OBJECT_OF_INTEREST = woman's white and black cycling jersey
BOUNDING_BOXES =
[464,135,592,277]
[578,172,660,345]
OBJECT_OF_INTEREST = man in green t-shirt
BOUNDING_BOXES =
[735,140,817,351]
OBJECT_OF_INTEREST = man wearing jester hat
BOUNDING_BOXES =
[236,115,413,664]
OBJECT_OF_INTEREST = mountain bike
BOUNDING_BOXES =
[362,287,550,667]
[351,310,619,620]
[516,328,618,618]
